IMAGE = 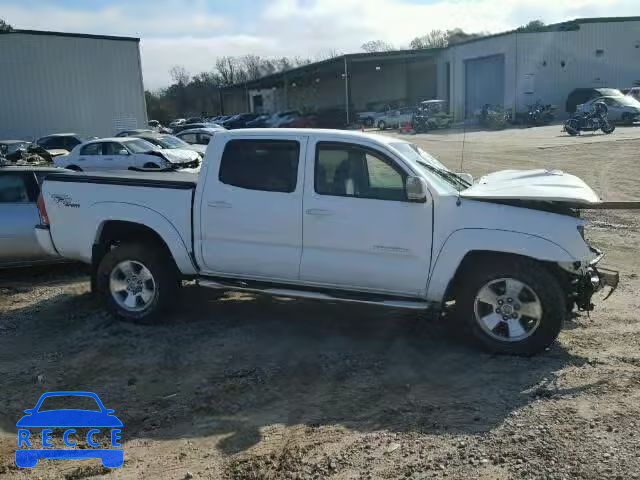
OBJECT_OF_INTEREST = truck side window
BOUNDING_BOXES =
[219,140,299,193]
[315,142,407,201]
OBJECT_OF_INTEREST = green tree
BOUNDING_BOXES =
[517,20,546,32]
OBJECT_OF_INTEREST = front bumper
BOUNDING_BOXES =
[572,248,619,310]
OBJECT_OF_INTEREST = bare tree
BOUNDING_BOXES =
[240,54,263,81]
[361,40,395,53]
[0,18,13,32]
[446,28,485,45]
[216,56,240,86]
[315,49,341,61]
[169,65,190,86]
[410,30,448,49]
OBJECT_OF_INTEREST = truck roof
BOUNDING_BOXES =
[220,128,403,145]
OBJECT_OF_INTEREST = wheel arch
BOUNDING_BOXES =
[90,203,197,277]
[426,229,576,304]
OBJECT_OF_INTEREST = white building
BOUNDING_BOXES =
[0,29,147,140]
[439,16,640,119]
[223,16,640,122]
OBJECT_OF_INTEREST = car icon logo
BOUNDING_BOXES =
[15,391,123,469]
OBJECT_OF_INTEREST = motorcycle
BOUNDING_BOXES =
[525,101,555,126]
[478,104,510,130]
[564,101,615,136]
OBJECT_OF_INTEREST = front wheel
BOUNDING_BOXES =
[455,256,565,355]
[96,243,178,323]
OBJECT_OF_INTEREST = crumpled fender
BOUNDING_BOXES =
[425,228,576,303]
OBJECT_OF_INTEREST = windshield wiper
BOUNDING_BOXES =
[416,160,471,188]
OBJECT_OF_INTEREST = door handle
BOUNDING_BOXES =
[208,200,232,209]
[305,208,333,216]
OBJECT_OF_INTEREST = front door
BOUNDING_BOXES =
[199,136,307,281]
[300,139,432,296]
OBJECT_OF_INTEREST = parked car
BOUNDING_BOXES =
[245,114,272,128]
[0,140,67,164]
[270,110,302,127]
[147,120,171,133]
[169,118,186,128]
[185,117,203,124]
[565,88,624,113]
[115,129,154,137]
[377,108,414,130]
[0,140,35,162]
[37,129,618,355]
[0,164,71,268]
[283,114,318,128]
[54,137,200,171]
[132,132,206,156]
[622,87,640,102]
[174,128,221,150]
[577,96,640,125]
[36,133,88,153]
[172,122,225,134]
[223,113,261,129]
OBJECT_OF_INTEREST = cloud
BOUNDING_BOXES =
[2,0,639,88]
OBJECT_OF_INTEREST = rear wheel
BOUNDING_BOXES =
[564,119,579,136]
[455,256,565,355]
[96,243,178,323]
[601,121,616,134]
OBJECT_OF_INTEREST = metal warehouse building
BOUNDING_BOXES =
[0,30,147,140]
[222,16,640,121]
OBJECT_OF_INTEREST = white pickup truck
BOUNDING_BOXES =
[35,129,619,355]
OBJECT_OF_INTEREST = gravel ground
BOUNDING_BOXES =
[1,124,639,479]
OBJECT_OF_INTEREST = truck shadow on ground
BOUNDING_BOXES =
[0,283,590,456]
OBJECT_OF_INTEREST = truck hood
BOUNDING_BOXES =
[460,169,601,205]
[158,148,200,164]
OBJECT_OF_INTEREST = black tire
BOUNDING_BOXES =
[96,243,178,323]
[66,165,82,171]
[454,256,566,355]
[377,120,386,130]
[564,119,579,136]
[601,121,615,134]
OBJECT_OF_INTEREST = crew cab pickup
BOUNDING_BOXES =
[35,129,620,355]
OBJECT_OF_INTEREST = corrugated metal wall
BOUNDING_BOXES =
[0,32,147,140]
[438,19,640,119]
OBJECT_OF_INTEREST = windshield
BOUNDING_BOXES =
[125,139,158,153]
[156,135,190,148]
[616,96,640,107]
[391,142,471,190]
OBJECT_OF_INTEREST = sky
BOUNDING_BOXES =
[1,0,639,89]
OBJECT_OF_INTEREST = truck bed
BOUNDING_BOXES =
[41,170,197,273]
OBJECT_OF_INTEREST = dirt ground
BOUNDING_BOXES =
[1,124,639,480]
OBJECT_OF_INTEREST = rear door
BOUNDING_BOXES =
[0,171,46,265]
[76,142,102,169]
[199,136,307,280]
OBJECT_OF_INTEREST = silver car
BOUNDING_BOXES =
[0,165,68,268]
[577,96,640,125]
[376,108,414,130]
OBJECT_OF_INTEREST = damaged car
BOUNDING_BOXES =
[53,137,200,172]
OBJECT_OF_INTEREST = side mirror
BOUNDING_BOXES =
[117,149,129,155]
[456,173,474,184]
[406,176,427,203]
